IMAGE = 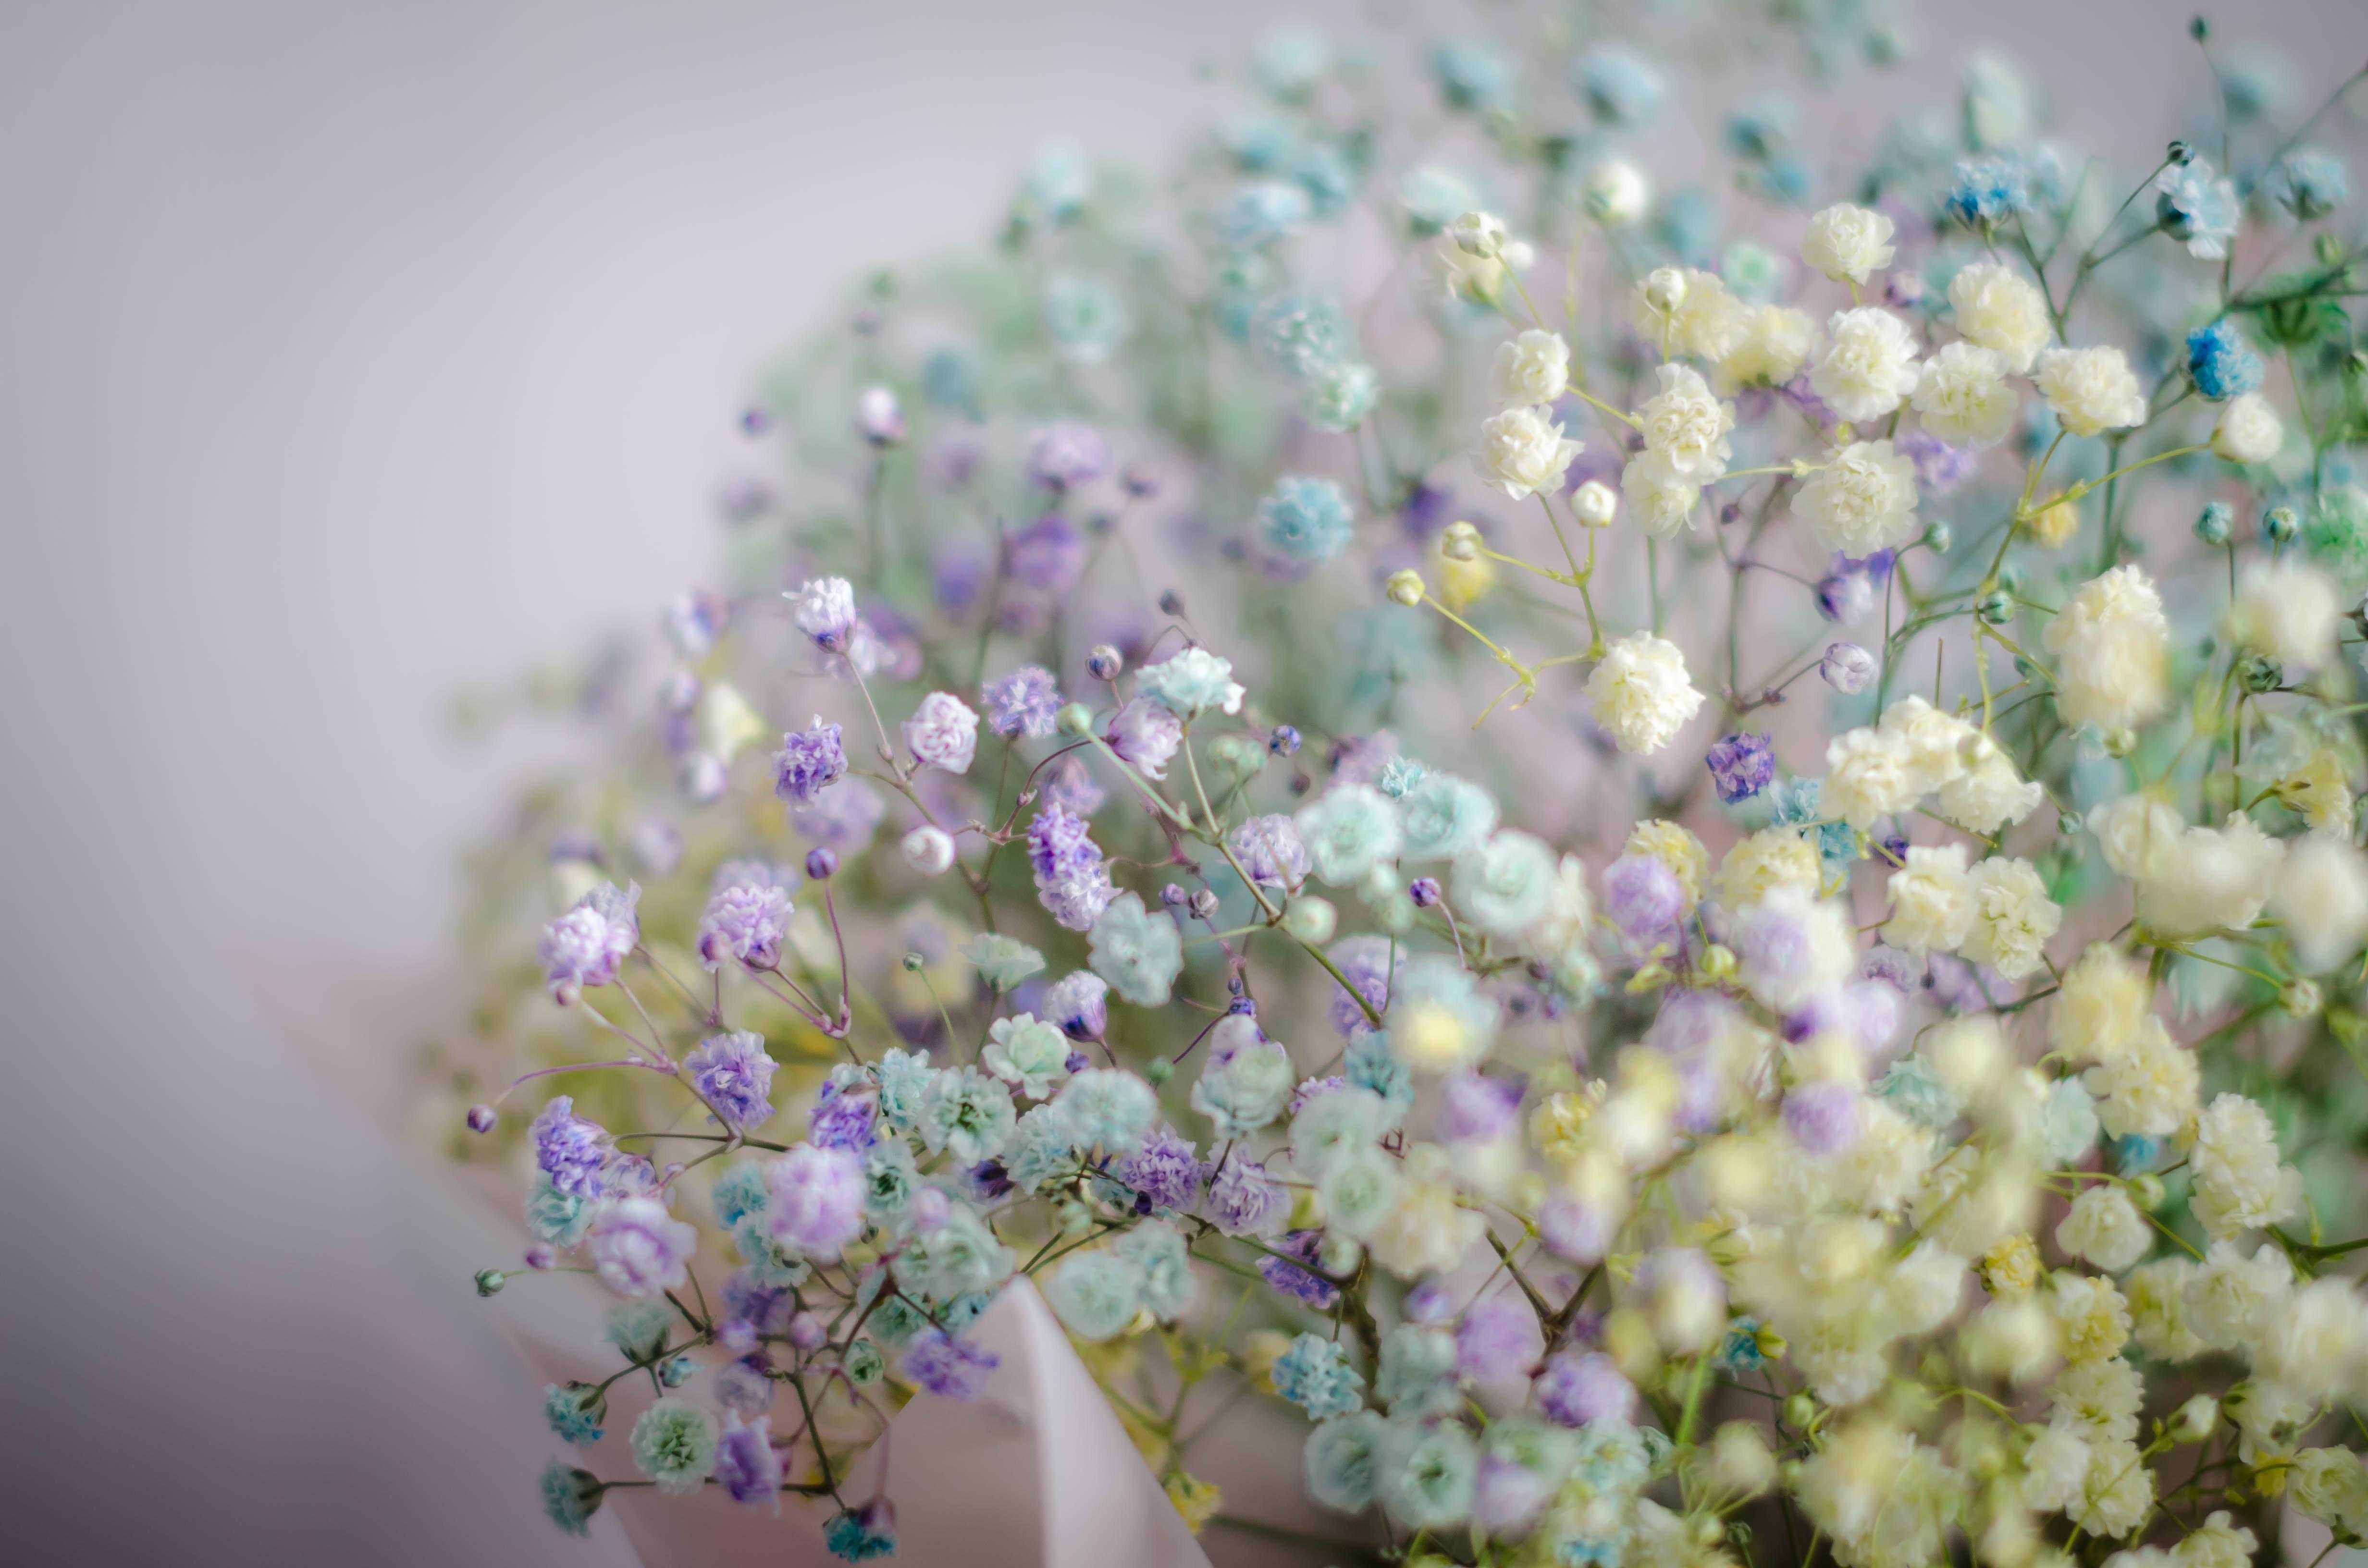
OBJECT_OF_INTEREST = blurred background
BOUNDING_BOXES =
[2,1,2362,1561]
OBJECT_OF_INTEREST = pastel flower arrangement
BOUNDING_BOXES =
[450,4,2368,1564]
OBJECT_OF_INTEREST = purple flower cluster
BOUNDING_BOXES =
[771,719,847,804]
[1026,804,1116,931]
[532,1096,609,1199]
[1039,753,1105,816]
[1436,1072,1524,1144]
[684,1030,778,1133]
[1534,1350,1636,1428]
[538,882,640,1003]
[698,863,793,971]
[722,1272,799,1337]
[1120,1125,1205,1211]
[1257,1229,1340,1309]
[1103,696,1182,779]
[1229,814,1310,888]
[1325,936,1401,1035]
[1703,732,1775,804]
[902,1327,1000,1399]
[981,666,1064,739]
[1602,855,1684,945]
[1455,1297,1536,1381]
[808,1080,879,1151]
[713,1414,783,1507]
[1042,970,1109,1043]
[1203,1154,1286,1235]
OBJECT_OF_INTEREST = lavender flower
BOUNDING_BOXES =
[587,1196,698,1298]
[685,1030,778,1133]
[787,577,858,650]
[1204,1154,1287,1236]
[1120,1125,1205,1211]
[1704,732,1776,804]
[1042,970,1110,1042]
[1437,1072,1524,1143]
[1820,641,1875,694]
[1782,1080,1862,1154]
[902,691,980,773]
[1006,514,1086,594]
[1325,934,1402,1034]
[538,882,640,1003]
[1104,696,1182,779]
[1027,805,1116,932]
[1534,1351,1636,1427]
[1602,854,1684,943]
[771,719,848,803]
[532,1096,609,1200]
[765,1144,868,1259]
[1455,1297,1535,1381]
[713,1414,783,1506]
[698,864,793,971]
[1897,429,1975,494]
[902,1327,1000,1399]
[1230,813,1310,888]
[1026,421,1111,490]
[1258,1229,1341,1308]
[809,1081,879,1151]
[981,666,1064,739]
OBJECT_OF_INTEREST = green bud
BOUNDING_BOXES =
[2057,809,2084,836]
[901,951,926,971]
[1146,1056,1176,1086]
[474,1269,506,1298]
[2133,1174,2168,1211]
[1056,702,1095,737]
[2240,653,2283,693]
[2103,726,2138,758]
[2319,233,2349,270]
[1782,1393,1818,1431]
[1922,521,1953,555]
[2265,504,2301,544]
[1977,590,2014,625]
[2195,501,2233,545]
[1280,895,1337,943]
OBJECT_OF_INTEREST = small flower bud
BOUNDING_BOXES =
[1643,265,1689,315]
[1158,589,1187,616]
[1820,642,1875,694]
[474,1269,506,1298]
[2264,504,2300,544]
[2169,137,2195,165]
[789,1312,828,1352]
[657,669,701,715]
[466,1104,497,1135]
[805,846,839,881]
[2102,726,2138,757]
[1449,210,1508,257]
[1385,568,1427,606]
[1268,724,1302,757]
[1782,1393,1818,1431]
[2195,500,2234,545]
[855,385,905,445]
[1883,271,1925,310]
[1122,465,1159,498]
[901,951,926,971]
[1280,895,1336,943]
[1145,1056,1175,1086]
[2280,977,2323,1017]
[1922,520,1953,554]
[1572,479,1618,527]
[2132,1174,2167,1210]
[1439,520,1483,561]
[1582,159,1650,226]
[718,1318,758,1354]
[1977,590,2014,625]
[901,825,957,876]
[2171,1394,2218,1443]
[1188,888,1221,920]
[1055,701,1095,737]
[1085,645,1123,681]
[2057,809,2084,836]
[1159,883,1188,907]
[739,406,771,436]
[524,1244,557,1270]
[1408,876,1443,907]
[2239,653,2283,693]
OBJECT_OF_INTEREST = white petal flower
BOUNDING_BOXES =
[1492,329,1571,409]
[1619,450,1702,539]
[1911,341,2018,448]
[1474,405,1584,499]
[2035,345,2147,438]
[2042,565,2169,732]
[1947,259,2051,374]
[2211,392,2284,464]
[1584,632,1705,754]
[1637,362,1737,479]
[1791,439,1919,555]
[1801,202,1897,285]
[1810,307,1922,421]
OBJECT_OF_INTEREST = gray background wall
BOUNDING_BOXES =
[2,1,2361,1561]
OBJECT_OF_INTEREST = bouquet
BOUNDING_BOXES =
[442,3,2368,1563]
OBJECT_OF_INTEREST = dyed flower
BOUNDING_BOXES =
[765,1143,867,1258]
[1205,1154,1287,1235]
[2186,319,2264,401]
[1120,1124,1204,1211]
[2036,345,2147,439]
[1947,258,2050,372]
[533,1096,609,1200]
[1087,892,1184,1006]
[1535,1351,1636,1427]
[1810,308,1920,422]
[902,691,979,773]
[772,719,848,803]
[1258,476,1357,564]
[918,1067,1018,1166]
[1104,696,1183,778]
[1583,632,1704,754]
[1475,406,1583,500]
[685,1030,778,1132]
[589,1196,699,1298]
[1042,969,1110,1042]
[1138,647,1246,718]
[1006,514,1086,593]
[1272,1332,1365,1419]
[1945,156,2029,226]
[2155,158,2240,259]
[540,882,640,1004]
[1053,1067,1159,1158]
[1025,421,1110,490]
[1792,439,1918,555]
[1046,1250,1143,1339]
[982,1014,1072,1099]
[788,576,858,649]
[1801,202,1895,284]
[1296,783,1405,884]
[981,667,1063,739]
[698,866,792,972]
[903,1328,1000,1399]
[1705,731,1776,803]
[1230,813,1310,888]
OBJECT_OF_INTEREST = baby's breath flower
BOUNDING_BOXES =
[1583,632,1705,755]
[1810,307,1922,422]
[1801,202,1896,285]
[2035,345,2147,438]
[1475,405,1584,499]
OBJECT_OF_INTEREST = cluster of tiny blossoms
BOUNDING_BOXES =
[455,7,2368,1565]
